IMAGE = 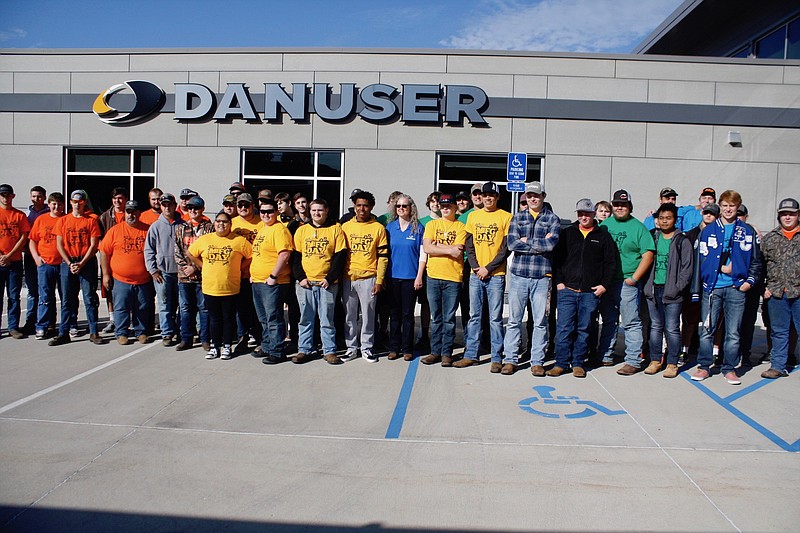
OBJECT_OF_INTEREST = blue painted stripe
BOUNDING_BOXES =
[681,373,800,452]
[723,365,800,404]
[385,357,420,439]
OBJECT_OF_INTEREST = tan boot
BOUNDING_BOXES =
[662,364,678,378]
[644,360,662,375]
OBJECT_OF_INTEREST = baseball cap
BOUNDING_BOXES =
[187,196,205,209]
[159,193,176,204]
[575,198,595,212]
[660,187,678,198]
[71,190,87,201]
[737,205,748,217]
[777,198,800,213]
[124,200,139,211]
[612,190,632,204]
[455,191,470,200]
[702,203,720,216]
[349,188,362,200]
[229,182,246,193]
[179,188,197,199]
[482,181,500,195]
[700,187,716,199]
[0,184,13,194]
[222,194,236,205]
[470,183,483,194]
[237,193,254,204]
[525,182,544,195]
[438,193,455,205]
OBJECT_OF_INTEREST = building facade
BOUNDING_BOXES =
[1,48,799,229]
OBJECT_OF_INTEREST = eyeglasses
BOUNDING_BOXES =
[237,202,251,208]
[395,204,411,208]
[260,209,275,215]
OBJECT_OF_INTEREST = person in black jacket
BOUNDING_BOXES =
[549,199,617,377]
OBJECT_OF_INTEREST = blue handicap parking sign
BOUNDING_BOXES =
[507,152,527,182]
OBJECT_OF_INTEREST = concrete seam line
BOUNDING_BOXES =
[590,374,743,533]
[0,343,157,415]
[0,417,791,455]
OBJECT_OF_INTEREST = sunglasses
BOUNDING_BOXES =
[237,202,252,207]
[215,219,231,224]
[186,206,202,211]
[125,209,138,214]
[260,209,276,215]
[395,204,411,208]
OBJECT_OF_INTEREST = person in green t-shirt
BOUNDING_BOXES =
[597,189,654,375]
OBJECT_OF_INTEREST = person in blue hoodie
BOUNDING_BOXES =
[692,190,761,385]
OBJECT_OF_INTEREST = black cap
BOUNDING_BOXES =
[737,205,748,217]
[702,203,720,217]
[438,193,455,205]
[124,200,139,211]
[455,191,470,200]
[612,189,632,204]
[0,184,13,194]
[660,187,678,198]
[481,181,500,195]
[349,188,362,199]
[159,193,176,204]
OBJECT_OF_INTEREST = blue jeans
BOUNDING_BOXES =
[154,272,178,339]
[504,273,549,365]
[598,280,644,367]
[24,253,38,326]
[112,280,154,338]
[253,282,288,358]
[59,259,99,336]
[554,288,599,369]
[647,286,683,365]
[296,282,337,355]
[178,282,209,344]
[427,277,460,357]
[0,260,24,332]
[236,278,262,343]
[698,286,747,374]
[36,263,61,331]
[766,295,800,373]
[464,274,506,362]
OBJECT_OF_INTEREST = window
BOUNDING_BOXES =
[242,150,344,220]
[65,148,156,214]
[755,26,786,59]
[436,152,543,214]
[788,17,800,59]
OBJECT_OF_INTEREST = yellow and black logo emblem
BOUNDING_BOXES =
[93,80,165,125]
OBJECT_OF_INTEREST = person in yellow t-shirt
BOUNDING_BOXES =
[420,194,466,366]
[187,211,252,360]
[455,181,512,369]
[251,199,294,365]
[230,192,263,355]
[292,198,347,364]
[340,190,389,363]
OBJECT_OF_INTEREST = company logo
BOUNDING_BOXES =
[92,80,165,125]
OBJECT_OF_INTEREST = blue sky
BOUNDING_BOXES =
[1,0,681,53]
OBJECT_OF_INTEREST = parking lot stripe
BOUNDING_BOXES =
[384,357,420,439]
[0,344,155,415]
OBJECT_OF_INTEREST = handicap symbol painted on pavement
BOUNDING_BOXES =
[518,385,627,419]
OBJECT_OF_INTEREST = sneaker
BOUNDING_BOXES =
[102,322,116,334]
[9,328,26,339]
[220,345,232,360]
[724,371,741,385]
[677,352,686,366]
[421,354,441,365]
[324,353,342,365]
[572,367,586,378]
[403,353,414,361]
[546,366,566,377]
[90,333,107,345]
[663,364,679,378]
[69,327,79,338]
[340,351,359,362]
[644,360,662,375]
[138,334,150,344]
[175,340,192,351]
[441,355,453,367]
[362,352,378,363]
[501,363,516,375]
[35,329,45,340]
[691,368,709,381]
[490,362,502,374]
[205,348,219,359]
[761,368,788,379]
[531,365,545,377]
[292,352,310,364]
[616,364,640,376]
[48,334,71,346]
[117,336,130,345]
[453,358,477,368]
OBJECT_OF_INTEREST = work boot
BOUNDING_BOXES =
[662,364,679,378]
[546,366,566,377]
[421,354,441,365]
[501,363,516,375]
[616,364,639,376]
[644,360,662,375]
[490,362,502,373]
[530,365,545,377]
[441,355,453,367]
[453,358,477,368]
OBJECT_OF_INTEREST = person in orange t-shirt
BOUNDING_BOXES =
[0,183,32,338]
[49,190,104,346]
[139,187,163,226]
[28,192,66,338]
[99,200,154,345]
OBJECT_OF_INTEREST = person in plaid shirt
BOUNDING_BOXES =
[503,182,561,376]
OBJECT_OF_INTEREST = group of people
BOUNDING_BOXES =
[0,180,797,384]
